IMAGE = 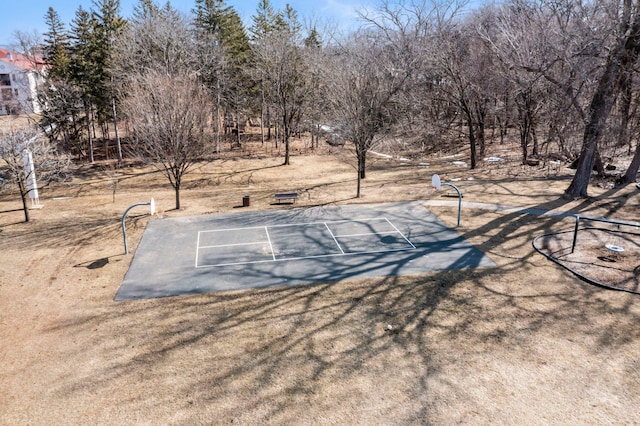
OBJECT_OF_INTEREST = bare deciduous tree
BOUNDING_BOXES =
[251,6,311,165]
[322,31,412,197]
[482,0,640,196]
[122,71,212,210]
[0,125,69,222]
[565,0,640,197]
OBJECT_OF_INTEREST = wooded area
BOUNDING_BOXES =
[5,0,640,202]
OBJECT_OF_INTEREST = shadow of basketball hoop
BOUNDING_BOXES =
[74,256,120,269]
[87,258,109,269]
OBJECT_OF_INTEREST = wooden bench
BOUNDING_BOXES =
[275,192,298,203]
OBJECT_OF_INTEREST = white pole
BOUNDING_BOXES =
[22,149,40,207]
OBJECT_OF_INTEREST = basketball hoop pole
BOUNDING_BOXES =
[432,174,461,227]
[441,183,462,227]
[122,198,155,254]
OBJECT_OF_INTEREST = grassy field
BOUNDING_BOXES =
[1,126,639,424]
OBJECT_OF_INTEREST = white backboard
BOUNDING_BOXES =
[431,174,441,190]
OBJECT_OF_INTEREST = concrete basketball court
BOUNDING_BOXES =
[115,201,495,300]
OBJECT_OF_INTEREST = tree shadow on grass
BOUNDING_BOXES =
[30,188,640,423]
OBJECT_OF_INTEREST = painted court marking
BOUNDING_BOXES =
[195,217,415,268]
[116,201,497,300]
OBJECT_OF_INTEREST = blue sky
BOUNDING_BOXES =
[0,0,375,47]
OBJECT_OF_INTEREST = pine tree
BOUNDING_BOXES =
[249,0,279,41]
[132,0,159,20]
[194,0,251,148]
[91,0,125,160]
[41,7,83,155]
[279,4,302,37]
[70,6,99,162]
[304,27,322,49]
[193,0,250,65]
[43,7,71,79]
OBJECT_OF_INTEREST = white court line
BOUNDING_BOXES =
[334,231,402,238]
[196,245,414,268]
[199,241,268,249]
[385,218,416,249]
[196,227,269,267]
[195,231,202,268]
[258,217,388,229]
[324,222,345,254]
[199,224,269,233]
[265,226,276,261]
[196,217,393,251]
[196,217,391,247]
[195,217,416,268]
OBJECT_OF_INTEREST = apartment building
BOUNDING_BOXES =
[0,48,46,115]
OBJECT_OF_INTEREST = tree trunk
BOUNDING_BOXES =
[235,109,242,148]
[91,108,98,142]
[617,141,640,185]
[175,183,181,210]
[83,99,94,163]
[112,97,122,162]
[474,100,486,159]
[216,77,221,153]
[566,135,599,198]
[18,178,30,223]
[566,8,640,198]
[274,124,278,149]
[464,110,477,169]
[267,107,272,141]
[284,134,290,165]
[531,126,539,157]
[618,70,633,149]
[260,88,265,146]
[593,148,606,177]
[283,113,290,165]
[519,123,529,165]
[516,93,532,165]
[355,142,367,198]
[476,123,486,160]
[356,151,362,198]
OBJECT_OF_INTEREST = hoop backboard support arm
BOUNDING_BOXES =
[432,174,462,227]
[122,198,155,254]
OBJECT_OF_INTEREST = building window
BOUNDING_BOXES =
[0,74,10,86]
[1,88,13,100]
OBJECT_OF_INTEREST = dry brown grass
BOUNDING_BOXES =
[535,227,640,292]
[1,129,640,424]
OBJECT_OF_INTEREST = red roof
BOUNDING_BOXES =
[0,48,47,71]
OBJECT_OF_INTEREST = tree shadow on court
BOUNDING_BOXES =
[40,189,640,423]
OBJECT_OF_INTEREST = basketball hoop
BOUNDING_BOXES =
[431,174,441,190]
[431,174,462,227]
[122,198,157,254]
